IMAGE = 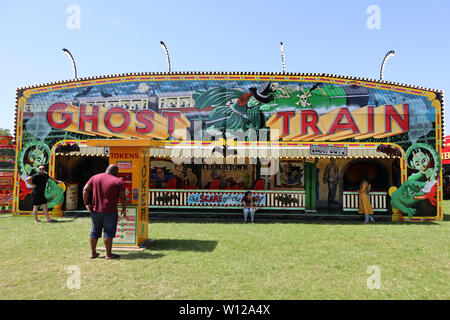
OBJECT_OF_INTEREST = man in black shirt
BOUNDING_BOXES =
[25,165,63,223]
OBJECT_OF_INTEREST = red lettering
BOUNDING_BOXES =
[301,110,321,134]
[104,107,130,133]
[135,110,155,134]
[47,103,73,129]
[385,104,409,132]
[110,152,140,160]
[328,108,359,134]
[79,105,99,131]
[276,111,295,136]
[367,106,374,133]
[163,111,181,134]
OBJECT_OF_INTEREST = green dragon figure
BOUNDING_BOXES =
[390,143,440,218]
[42,179,64,209]
[390,180,427,217]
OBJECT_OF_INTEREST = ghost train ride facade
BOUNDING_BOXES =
[13,72,444,222]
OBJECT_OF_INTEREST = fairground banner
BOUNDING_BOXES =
[14,72,443,220]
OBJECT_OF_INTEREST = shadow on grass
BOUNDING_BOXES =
[117,252,166,260]
[145,239,218,252]
[48,219,76,224]
[148,216,443,226]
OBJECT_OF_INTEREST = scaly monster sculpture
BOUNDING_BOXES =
[42,179,64,209]
[391,143,440,218]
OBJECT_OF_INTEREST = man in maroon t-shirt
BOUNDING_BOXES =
[83,165,127,260]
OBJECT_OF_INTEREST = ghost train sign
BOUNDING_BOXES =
[267,104,409,141]
[13,72,443,222]
[44,102,409,142]
[46,102,191,140]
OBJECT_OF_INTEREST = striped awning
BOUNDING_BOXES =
[55,145,108,157]
[54,140,403,159]
[150,141,403,159]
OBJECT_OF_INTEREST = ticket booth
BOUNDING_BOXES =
[87,139,151,248]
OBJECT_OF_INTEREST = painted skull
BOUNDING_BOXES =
[296,89,312,107]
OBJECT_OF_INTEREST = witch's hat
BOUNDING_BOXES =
[249,81,274,103]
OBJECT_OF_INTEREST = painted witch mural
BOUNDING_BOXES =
[193,81,371,137]
[193,81,274,137]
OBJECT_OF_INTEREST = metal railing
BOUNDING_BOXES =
[342,191,388,212]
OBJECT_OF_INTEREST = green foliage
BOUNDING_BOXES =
[0,128,11,135]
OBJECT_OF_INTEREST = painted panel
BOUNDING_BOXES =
[13,73,443,220]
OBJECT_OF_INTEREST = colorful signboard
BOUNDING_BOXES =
[442,136,450,165]
[310,145,347,157]
[186,192,266,206]
[114,206,137,246]
[13,73,443,221]
[0,136,15,213]
[16,76,438,147]
[200,164,253,189]
[102,142,150,246]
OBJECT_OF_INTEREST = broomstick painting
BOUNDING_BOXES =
[193,81,370,138]
[192,82,274,136]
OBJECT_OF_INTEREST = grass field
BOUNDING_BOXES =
[0,205,449,300]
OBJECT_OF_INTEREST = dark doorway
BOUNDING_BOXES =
[56,155,109,210]
[343,160,390,192]
[74,157,108,209]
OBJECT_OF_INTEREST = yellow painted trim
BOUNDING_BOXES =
[87,139,155,147]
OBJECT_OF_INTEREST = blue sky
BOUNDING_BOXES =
[0,0,449,135]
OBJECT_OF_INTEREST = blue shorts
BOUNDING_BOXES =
[90,212,119,239]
